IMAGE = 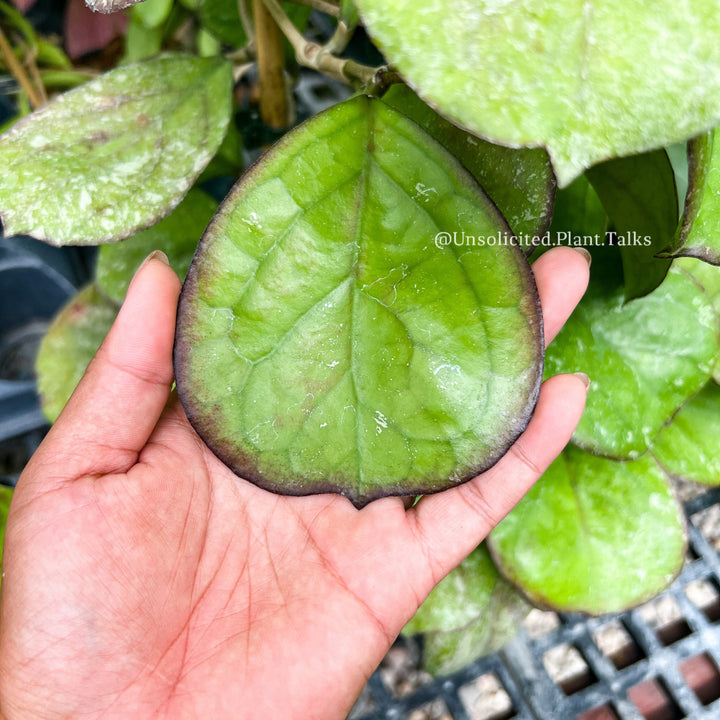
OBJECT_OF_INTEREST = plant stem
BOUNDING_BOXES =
[286,0,339,18]
[237,0,256,47]
[19,40,47,106]
[0,25,43,109]
[262,0,384,88]
[253,0,290,128]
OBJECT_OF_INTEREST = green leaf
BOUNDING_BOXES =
[675,257,720,383]
[651,383,720,486]
[587,151,677,300]
[175,96,544,507]
[36,286,118,423]
[0,485,12,590]
[131,0,174,28]
[671,131,720,266]
[0,54,233,245]
[382,84,555,244]
[545,253,718,458]
[404,544,529,675]
[198,0,248,46]
[198,119,242,181]
[354,0,720,187]
[97,188,217,304]
[340,0,360,29]
[123,17,164,63]
[488,445,687,615]
[36,39,73,69]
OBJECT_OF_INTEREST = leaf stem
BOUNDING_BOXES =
[261,0,387,89]
[237,0,256,48]
[0,24,43,109]
[253,0,290,128]
[286,0,339,18]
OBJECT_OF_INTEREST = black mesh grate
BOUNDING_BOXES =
[355,488,720,720]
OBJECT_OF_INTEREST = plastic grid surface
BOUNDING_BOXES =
[355,488,720,720]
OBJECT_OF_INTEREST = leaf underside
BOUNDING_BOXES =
[175,96,544,507]
[355,0,720,186]
[0,54,232,245]
[489,445,687,615]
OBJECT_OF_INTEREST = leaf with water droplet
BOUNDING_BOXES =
[0,54,232,245]
[545,247,717,459]
[404,543,529,675]
[36,285,118,422]
[174,96,544,507]
[355,0,720,187]
[488,445,686,615]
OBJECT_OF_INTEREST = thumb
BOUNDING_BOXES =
[28,252,181,487]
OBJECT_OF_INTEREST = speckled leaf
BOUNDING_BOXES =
[0,485,12,589]
[651,383,720,486]
[545,251,718,459]
[676,258,720,383]
[587,151,677,300]
[0,54,232,245]
[404,544,530,675]
[97,188,217,303]
[86,0,144,16]
[672,131,720,266]
[382,84,555,244]
[175,96,544,507]
[36,285,117,422]
[488,446,687,615]
[355,0,720,187]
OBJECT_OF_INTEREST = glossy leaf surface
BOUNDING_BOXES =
[96,188,217,303]
[404,544,529,675]
[0,55,232,245]
[587,150,677,299]
[489,446,686,615]
[673,131,720,265]
[355,0,720,187]
[545,253,717,458]
[382,84,555,243]
[651,383,720,486]
[175,96,543,506]
[36,286,117,422]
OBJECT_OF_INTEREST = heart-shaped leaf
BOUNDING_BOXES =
[0,54,232,245]
[36,285,118,423]
[382,84,555,243]
[587,150,677,300]
[488,446,687,615]
[96,188,217,304]
[404,544,529,675]
[545,251,718,459]
[175,96,544,507]
[354,0,720,187]
[651,383,720,486]
[671,131,720,266]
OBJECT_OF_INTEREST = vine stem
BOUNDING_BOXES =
[0,25,43,109]
[253,0,290,128]
[287,0,339,18]
[261,0,386,88]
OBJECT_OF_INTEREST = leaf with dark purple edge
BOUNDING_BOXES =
[382,84,556,249]
[0,54,232,246]
[651,382,720,487]
[403,543,530,676]
[545,246,718,460]
[355,0,720,188]
[587,150,677,300]
[174,95,544,508]
[668,131,720,266]
[488,445,687,615]
[35,285,118,423]
[96,188,218,304]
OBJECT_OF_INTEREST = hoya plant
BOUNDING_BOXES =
[1,0,720,674]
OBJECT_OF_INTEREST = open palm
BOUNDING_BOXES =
[0,248,589,720]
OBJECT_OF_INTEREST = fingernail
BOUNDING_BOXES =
[140,250,169,269]
[572,247,592,267]
[573,371,591,388]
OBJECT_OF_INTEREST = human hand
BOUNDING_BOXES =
[0,247,590,720]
